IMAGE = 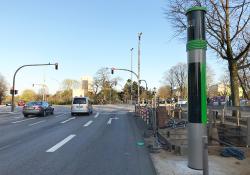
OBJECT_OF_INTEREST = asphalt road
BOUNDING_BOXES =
[0,105,156,175]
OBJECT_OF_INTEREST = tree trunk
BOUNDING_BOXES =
[228,60,240,107]
[237,73,249,99]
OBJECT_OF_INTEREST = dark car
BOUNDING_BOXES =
[23,101,54,117]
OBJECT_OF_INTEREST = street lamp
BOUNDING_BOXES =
[139,79,148,91]
[138,32,142,106]
[11,63,58,112]
[130,48,134,104]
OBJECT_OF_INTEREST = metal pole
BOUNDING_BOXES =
[202,136,209,175]
[138,32,142,106]
[139,79,148,90]
[110,86,112,104]
[131,48,134,104]
[11,63,58,112]
[186,7,207,170]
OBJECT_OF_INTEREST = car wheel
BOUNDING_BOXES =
[41,110,46,117]
[71,113,74,116]
[24,114,28,118]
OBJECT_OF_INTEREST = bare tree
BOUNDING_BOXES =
[92,67,121,103]
[207,64,215,95]
[219,70,231,96]
[61,79,80,90]
[166,0,250,106]
[0,74,7,104]
[172,63,187,98]
[164,68,176,97]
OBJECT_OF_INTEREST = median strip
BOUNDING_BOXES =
[46,134,76,153]
[83,120,93,127]
[60,117,75,124]
[12,117,37,124]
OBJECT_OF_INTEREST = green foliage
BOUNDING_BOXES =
[20,89,37,102]
[0,74,7,104]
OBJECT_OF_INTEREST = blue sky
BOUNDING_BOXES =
[0,0,227,94]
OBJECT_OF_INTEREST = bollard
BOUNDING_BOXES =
[202,136,209,175]
[247,117,250,147]
[236,110,240,126]
[221,108,225,124]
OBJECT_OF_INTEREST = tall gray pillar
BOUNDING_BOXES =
[186,6,207,170]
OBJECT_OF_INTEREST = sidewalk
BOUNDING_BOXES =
[147,141,250,175]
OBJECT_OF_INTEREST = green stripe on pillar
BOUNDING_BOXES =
[201,63,207,124]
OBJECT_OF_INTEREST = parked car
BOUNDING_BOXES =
[5,103,12,106]
[23,101,54,117]
[175,100,188,111]
[71,97,93,116]
[18,100,25,106]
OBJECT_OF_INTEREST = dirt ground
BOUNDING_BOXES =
[150,149,250,175]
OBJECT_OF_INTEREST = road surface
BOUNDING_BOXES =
[0,105,156,175]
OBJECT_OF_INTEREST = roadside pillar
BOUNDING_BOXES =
[186,6,207,170]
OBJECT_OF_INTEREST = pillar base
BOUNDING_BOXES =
[188,123,206,170]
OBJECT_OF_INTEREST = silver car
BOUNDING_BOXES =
[71,97,93,116]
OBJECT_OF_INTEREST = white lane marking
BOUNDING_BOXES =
[94,113,99,118]
[14,116,22,119]
[107,118,112,125]
[12,117,37,124]
[60,117,75,124]
[0,144,11,151]
[83,120,93,127]
[55,113,67,118]
[29,120,46,126]
[46,134,76,153]
[107,117,119,125]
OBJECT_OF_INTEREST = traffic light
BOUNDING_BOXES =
[111,68,115,74]
[10,90,18,95]
[55,63,58,70]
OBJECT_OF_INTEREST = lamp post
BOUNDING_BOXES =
[130,48,134,104]
[11,63,58,112]
[138,32,142,106]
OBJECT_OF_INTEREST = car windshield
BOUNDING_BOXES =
[26,102,42,106]
[73,98,86,104]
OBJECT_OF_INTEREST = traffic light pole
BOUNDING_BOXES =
[110,68,148,106]
[139,79,148,90]
[11,63,58,112]
[186,7,207,170]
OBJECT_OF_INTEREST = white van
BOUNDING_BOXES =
[71,97,93,116]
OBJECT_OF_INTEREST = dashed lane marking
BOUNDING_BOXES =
[29,120,46,126]
[12,117,37,124]
[46,134,76,152]
[60,117,76,124]
[55,113,67,118]
[94,113,99,118]
[83,120,93,127]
